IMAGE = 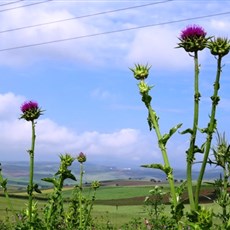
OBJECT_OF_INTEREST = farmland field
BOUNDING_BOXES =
[0,179,219,228]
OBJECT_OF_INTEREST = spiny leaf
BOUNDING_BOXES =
[34,184,42,194]
[41,177,58,187]
[176,180,187,197]
[180,128,193,135]
[141,164,172,176]
[201,142,206,152]
[198,127,208,134]
[141,163,164,171]
[160,123,183,146]
[62,170,76,181]
[194,145,204,154]
[0,178,7,188]
[41,177,54,183]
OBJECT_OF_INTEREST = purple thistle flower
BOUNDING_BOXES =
[177,24,209,52]
[20,100,43,121]
[77,152,87,163]
[21,101,38,113]
[180,25,206,40]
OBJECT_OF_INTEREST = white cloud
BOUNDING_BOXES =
[0,5,101,66]
[0,92,25,119]
[209,19,230,34]
[0,92,162,165]
[91,88,114,100]
[0,92,201,169]
[0,1,229,69]
[125,26,212,70]
[210,20,227,30]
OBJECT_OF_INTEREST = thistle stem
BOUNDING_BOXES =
[195,56,222,209]
[84,189,96,229]
[79,162,84,229]
[187,51,200,211]
[28,120,36,229]
[148,106,177,207]
[222,168,228,220]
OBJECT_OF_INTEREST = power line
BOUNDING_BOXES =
[0,0,24,7]
[0,0,173,34]
[0,0,52,13]
[0,10,229,52]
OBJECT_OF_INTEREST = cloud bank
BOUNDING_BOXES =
[0,92,167,167]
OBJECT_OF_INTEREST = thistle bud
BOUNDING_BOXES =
[130,64,151,80]
[91,180,100,190]
[207,37,230,57]
[20,101,43,121]
[138,81,153,94]
[58,154,75,174]
[77,152,86,163]
[60,154,74,167]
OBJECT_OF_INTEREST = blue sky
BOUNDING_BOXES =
[0,0,230,169]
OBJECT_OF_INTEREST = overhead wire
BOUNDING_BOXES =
[0,0,173,34]
[0,10,229,52]
[0,0,229,53]
[0,0,52,13]
[0,0,24,7]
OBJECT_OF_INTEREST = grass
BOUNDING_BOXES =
[0,198,221,228]
[0,181,219,228]
[92,205,147,227]
[7,183,161,200]
[62,185,158,199]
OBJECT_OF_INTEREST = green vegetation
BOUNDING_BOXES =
[0,181,217,226]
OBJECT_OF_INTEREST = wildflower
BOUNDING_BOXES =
[207,37,230,57]
[77,152,86,163]
[130,64,151,80]
[20,100,43,121]
[177,24,209,52]
[180,25,206,40]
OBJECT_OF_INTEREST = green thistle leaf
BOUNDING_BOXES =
[180,128,193,135]
[160,123,183,146]
[0,178,7,189]
[34,184,42,194]
[141,163,164,171]
[194,145,204,154]
[42,177,58,187]
[141,164,172,176]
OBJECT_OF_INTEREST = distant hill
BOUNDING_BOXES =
[0,161,223,188]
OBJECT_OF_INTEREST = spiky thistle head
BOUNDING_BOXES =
[20,100,43,121]
[130,64,151,80]
[177,24,209,52]
[207,37,230,57]
[91,180,100,190]
[77,152,87,163]
[212,132,230,168]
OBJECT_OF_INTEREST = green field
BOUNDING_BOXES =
[0,181,218,228]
